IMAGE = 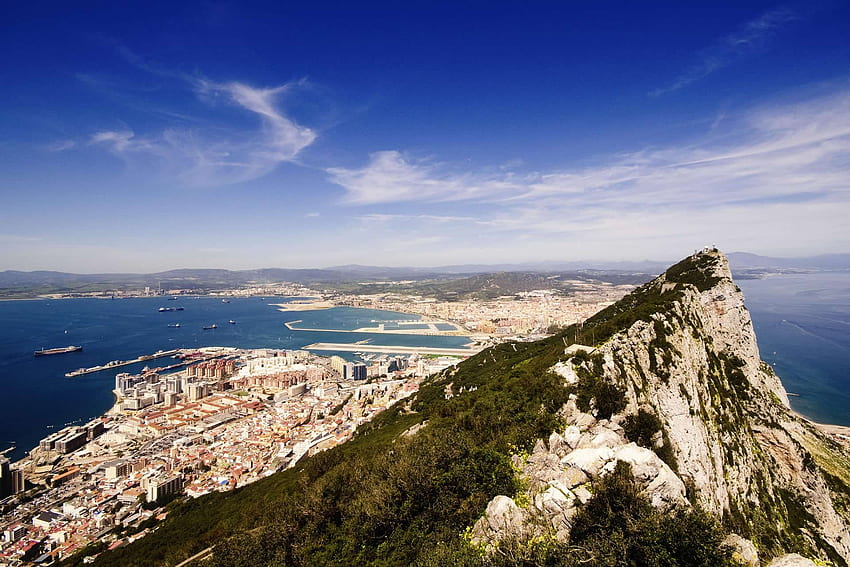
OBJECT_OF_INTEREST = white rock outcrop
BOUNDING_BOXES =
[766,554,818,567]
[724,534,759,566]
[471,250,850,563]
[470,495,526,545]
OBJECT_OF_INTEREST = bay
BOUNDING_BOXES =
[0,297,472,461]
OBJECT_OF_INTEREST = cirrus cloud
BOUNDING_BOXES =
[326,87,850,259]
[651,7,797,96]
[89,80,316,186]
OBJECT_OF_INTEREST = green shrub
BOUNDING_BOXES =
[624,409,663,448]
[569,461,733,566]
[574,367,625,421]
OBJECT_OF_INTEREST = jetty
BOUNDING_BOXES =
[65,349,181,377]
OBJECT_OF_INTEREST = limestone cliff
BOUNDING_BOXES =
[473,250,850,566]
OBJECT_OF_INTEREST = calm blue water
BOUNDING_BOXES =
[738,272,850,427]
[0,297,472,461]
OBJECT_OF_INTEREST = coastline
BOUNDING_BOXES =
[808,419,850,439]
[796,412,850,448]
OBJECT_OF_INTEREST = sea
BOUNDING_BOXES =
[0,297,472,462]
[1,274,848,463]
[737,272,850,427]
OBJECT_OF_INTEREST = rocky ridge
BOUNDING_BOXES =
[472,249,850,565]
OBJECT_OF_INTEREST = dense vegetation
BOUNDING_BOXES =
[68,253,744,566]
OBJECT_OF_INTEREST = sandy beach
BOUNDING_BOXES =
[800,415,850,448]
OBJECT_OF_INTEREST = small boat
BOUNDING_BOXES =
[228,320,236,325]
[167,323,181,328]
[221,299,230,303]
[34,345,82,356]
[203,324,218,330]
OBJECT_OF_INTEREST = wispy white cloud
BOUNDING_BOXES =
[90,130,136,151]
[327,88,850,259]
[88,80,316,186]
[327,150,525,204]
[0,234,42,243]
[45,139,77,152]
[651,7,796,96]
[356,213,488,224]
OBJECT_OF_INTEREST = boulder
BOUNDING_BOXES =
[723,534,759,567]
[579,427,622,449]
[471,495,526,545]
[766,554,818,567]
[548,431,568,457]
[601,444,687,510]
[563,425,582,449]
[561,447,615,477]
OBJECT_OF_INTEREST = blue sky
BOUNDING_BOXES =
[2,1,849,272]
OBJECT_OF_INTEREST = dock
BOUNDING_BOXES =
[65,349,181,377]
[303,342,483,357]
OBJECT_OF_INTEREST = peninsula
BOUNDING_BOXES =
[15,249,845,567]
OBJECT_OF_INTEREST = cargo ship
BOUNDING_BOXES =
[34,345,83,357]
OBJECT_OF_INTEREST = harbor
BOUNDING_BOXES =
[1,298,477,464]
[65,349,181,377]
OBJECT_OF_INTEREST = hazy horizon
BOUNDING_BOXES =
[4,250,850,276]
[2,3,849,272]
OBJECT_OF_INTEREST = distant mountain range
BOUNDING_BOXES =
[726,252,850,270]
[1,252,847,299]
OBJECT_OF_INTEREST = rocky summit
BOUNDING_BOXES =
[472,249,850,566]
[81,249,850,567]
